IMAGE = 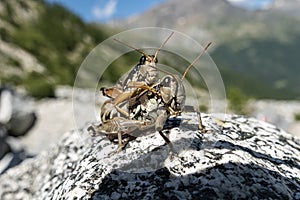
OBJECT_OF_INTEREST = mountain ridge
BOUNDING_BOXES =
[109,0,300,99]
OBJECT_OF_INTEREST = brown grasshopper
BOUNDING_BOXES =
[99,32,174,123]
[88,33,174,152]
[88,33,211,152]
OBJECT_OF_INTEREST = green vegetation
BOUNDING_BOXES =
[211,36,300,100]
[7,57,21,67]
[100,51,140,84]
[199,105,208,113]
[294,113,300,121]
[227,86,250,115]
[24,72,55,99]
[0,0,116,98]
[1,0,300,101]
[10,3,100,86]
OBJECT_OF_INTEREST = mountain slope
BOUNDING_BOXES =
[268,0,300,19]
[110,0,300,99]
[0,0,115,98]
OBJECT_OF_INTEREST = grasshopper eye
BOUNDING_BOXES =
[139,56,146,64]
[149,55,158,63]
[161,76,171,87]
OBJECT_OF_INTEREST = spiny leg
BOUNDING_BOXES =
[158,130,171,144]
[156,109,175,152]
[117,130,124,153]
[158,130,176,155]
[115,105,129,118]
[197,111,206,133]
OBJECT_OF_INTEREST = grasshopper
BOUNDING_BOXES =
[88,33,211,152]
[99,33,174,123]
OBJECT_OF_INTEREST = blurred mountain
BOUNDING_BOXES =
[267,0,300,18]
[1,0,299,100]
[110,0,300,99]
[0,0,116,98]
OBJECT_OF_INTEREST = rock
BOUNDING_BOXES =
[250,100,300,138]
[0,87,36,174]
[0,87,37,137]
[20,87,99,154]
[0,113,299,199]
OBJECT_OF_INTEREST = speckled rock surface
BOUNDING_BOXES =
[0,113,299,199]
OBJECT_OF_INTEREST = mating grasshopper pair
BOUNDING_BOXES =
[88,32,211,152]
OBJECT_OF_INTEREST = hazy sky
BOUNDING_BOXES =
[45,0,274,22]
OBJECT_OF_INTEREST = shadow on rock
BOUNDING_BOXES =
[94,162,299,200]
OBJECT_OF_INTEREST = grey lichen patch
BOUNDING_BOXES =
[0,113,299,199]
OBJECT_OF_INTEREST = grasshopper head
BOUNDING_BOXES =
[139,55,158,66]
[139,54,159,85]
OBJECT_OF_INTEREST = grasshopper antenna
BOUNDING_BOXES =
[181,42,212,80]
[113,38,151,59]
[154,32,174,61]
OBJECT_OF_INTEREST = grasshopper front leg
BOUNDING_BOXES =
[196,110,206,133]
[117,129,123,153]
[155,109,173,146]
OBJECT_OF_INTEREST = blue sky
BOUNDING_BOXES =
[45,0,166,22]
[228,0,273,9]
[45,0,274,22]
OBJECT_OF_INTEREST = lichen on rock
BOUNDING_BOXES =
[0,113,299,199]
